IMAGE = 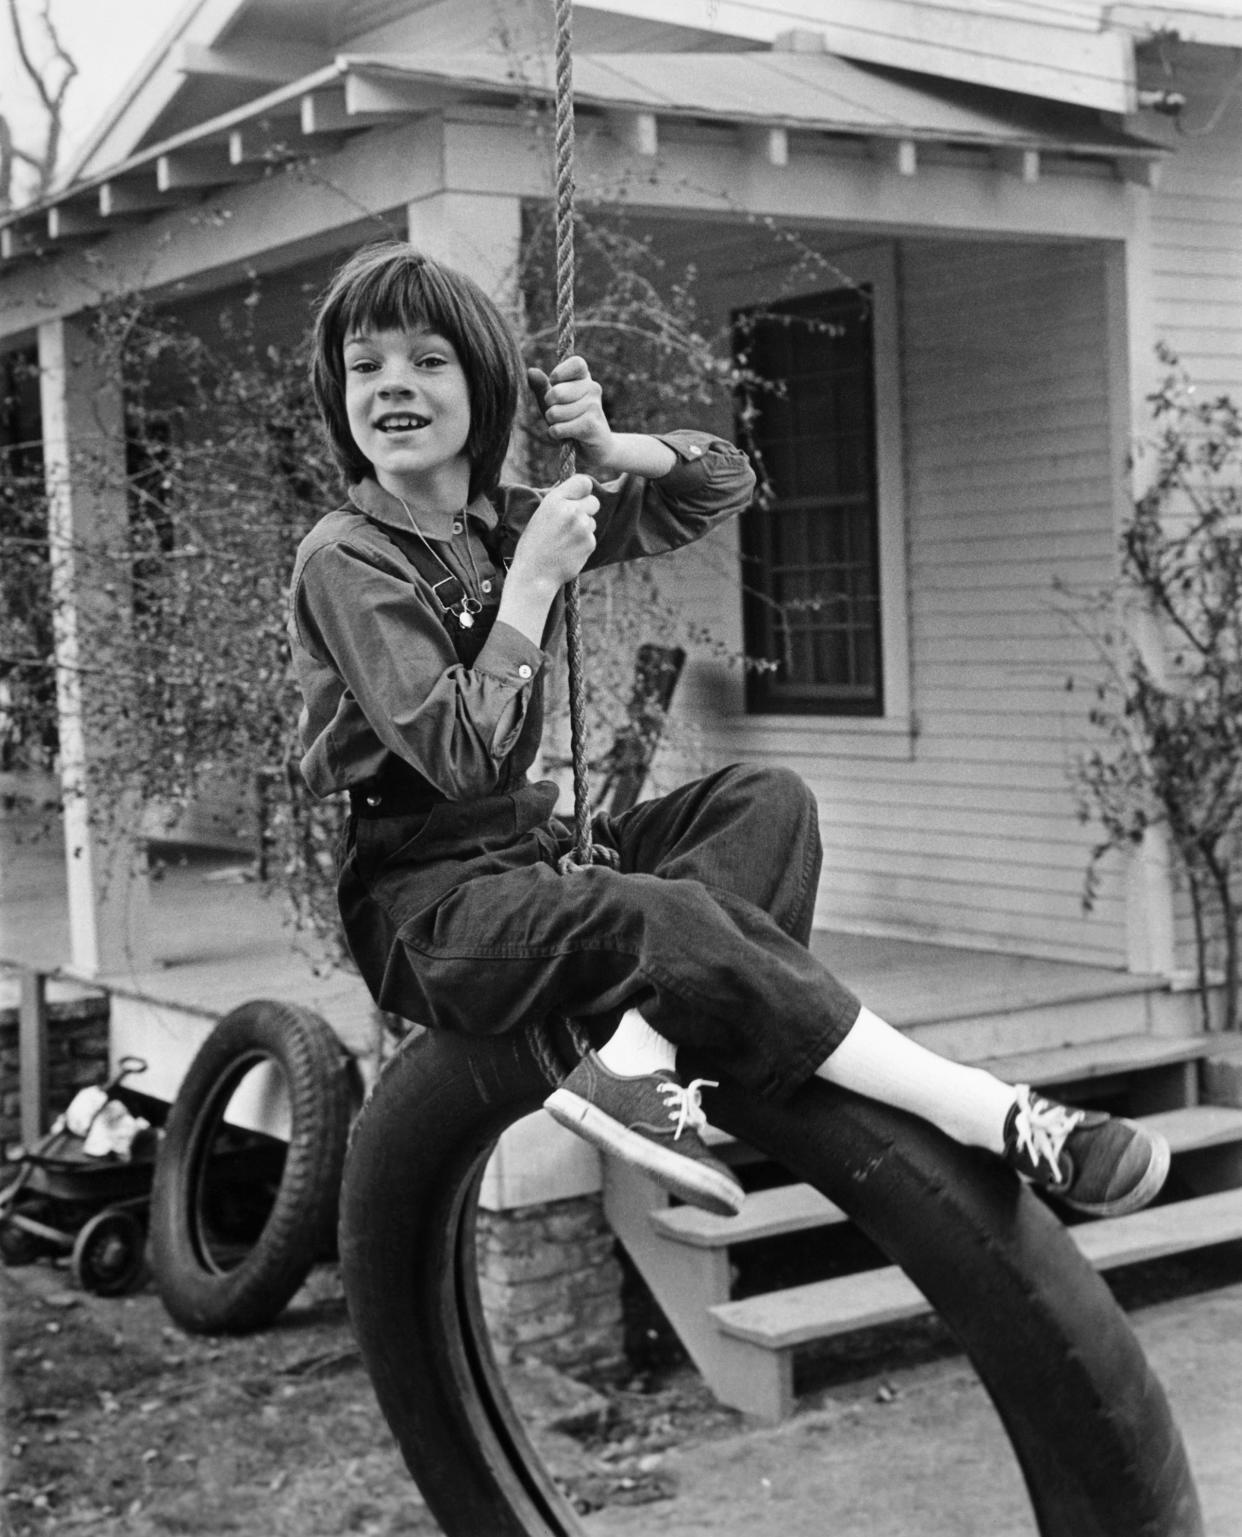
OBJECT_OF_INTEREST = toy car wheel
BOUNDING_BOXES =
[0,1216,47,1268]
[71,1208,147,1296]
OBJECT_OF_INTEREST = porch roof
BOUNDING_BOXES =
[352,48,1159,154]
[0,48,1168,271]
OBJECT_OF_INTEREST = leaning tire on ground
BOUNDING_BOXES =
[339,1028,1203,1537]
[150,1000,354,1334]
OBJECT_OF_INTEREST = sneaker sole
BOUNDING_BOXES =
[1060,1126,1172,1218]
[544,1088,744,1218]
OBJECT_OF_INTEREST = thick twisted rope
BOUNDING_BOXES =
[528,0,599,1085]
[553,0,598,875]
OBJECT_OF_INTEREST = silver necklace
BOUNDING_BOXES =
[396,495,485,629]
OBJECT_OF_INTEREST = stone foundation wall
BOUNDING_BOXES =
[476,1193,625,1376]
[0,987,111,1153]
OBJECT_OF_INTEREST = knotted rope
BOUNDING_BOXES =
[527,0,606,1084]
[552,0,608,876]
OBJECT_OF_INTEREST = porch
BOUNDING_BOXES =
[0,796,1198,1107]
[12,796,1242,1418]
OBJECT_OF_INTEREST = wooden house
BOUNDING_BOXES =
[4,0,1242,1406]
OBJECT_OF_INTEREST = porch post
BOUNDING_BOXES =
[407,190,527,485]
[1105,206,1176,979]
[37,314,151,978]
[405,189,524,329]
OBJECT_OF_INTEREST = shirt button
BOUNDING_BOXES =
[452,519,464,534]
[688,444,702,457]
[517,664,533,680]
[481,579,492,593]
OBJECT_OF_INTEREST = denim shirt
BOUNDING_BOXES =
[287,429,755,802]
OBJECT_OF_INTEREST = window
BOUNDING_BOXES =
[737,286,883,716]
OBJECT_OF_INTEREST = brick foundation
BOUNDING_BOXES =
[476,1193,626,1376]
[0,986,111,1153]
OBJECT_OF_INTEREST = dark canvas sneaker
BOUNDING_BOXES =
[544,1052,744,1217]
[1002,1084,1171,1218]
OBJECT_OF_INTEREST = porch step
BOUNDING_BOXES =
[694,1030,1239,1165]
[898,979,1200,1063]
[653,1182,846,1248]
[655,1102,1242,1251]
[608,1049,1242,1422]
[972,1031,1232,1090]
[709,1184,1242,1353]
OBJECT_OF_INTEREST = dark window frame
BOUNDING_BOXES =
[736,286,883,717]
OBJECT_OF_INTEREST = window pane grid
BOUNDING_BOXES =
[737,285,881,715]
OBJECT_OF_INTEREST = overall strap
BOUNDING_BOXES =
[385,524,497,666]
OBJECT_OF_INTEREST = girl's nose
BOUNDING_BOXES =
[379,370,415,396]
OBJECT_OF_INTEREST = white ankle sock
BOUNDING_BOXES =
[815,1006,1016,1153]
[597,1008,678,1077]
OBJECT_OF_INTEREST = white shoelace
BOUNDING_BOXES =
[658,1077,718,1140]
[1010,1083,1084,1178]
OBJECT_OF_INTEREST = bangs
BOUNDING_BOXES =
[332,257,461,355]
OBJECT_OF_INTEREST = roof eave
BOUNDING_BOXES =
[0,54,1169,267]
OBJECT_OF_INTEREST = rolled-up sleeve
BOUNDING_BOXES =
[293,539,546,798]
[587,430,755,565]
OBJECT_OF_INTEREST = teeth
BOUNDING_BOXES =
[378,416,426,431]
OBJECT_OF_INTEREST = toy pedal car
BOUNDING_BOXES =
[0,1057,157,1296]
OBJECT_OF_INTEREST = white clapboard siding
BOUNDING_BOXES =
[1147,53,1242,392]
[918,488,1119,525]
[1143,50,1242,967]
[870,240,1122,959]
[686,236,1128,965]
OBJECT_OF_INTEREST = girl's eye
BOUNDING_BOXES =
[348,358,379,373]
[416,353,448,369]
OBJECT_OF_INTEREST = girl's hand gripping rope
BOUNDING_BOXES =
[527,354,617,474]
[507,473,600,594]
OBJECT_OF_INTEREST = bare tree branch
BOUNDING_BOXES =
[0,113,13,206]
[1,0,78,208]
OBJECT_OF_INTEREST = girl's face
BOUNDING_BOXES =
[343,324,472,505]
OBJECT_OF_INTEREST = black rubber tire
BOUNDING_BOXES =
[340,1028,1204,1537]
[150,1000,354,1334]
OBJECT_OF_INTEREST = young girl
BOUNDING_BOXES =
[289,240,1169,1222]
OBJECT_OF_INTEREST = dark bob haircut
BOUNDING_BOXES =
[310,242,525,502]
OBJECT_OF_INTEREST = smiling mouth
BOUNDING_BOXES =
[375,414,430,433]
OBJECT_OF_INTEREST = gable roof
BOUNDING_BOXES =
[58,0,1185,195]
[339,49,1160,156]
[62,0,756,187]
[0,43,1171,267]
[61,0,252,186]
[51,0,1242,209]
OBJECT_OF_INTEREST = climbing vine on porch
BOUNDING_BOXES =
[1068,346,1242,1032]
[0,213,775,962]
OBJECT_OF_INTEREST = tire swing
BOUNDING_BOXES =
[150,999,355,1334]
[338,5,1203,1533]
[341,1030,1203,1537]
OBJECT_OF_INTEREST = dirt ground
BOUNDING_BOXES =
[0,1258,746,1537]
[5,1249,1242,1537]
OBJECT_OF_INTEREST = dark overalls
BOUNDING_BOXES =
[332,597,859,1109]
[292,439,860,1102]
